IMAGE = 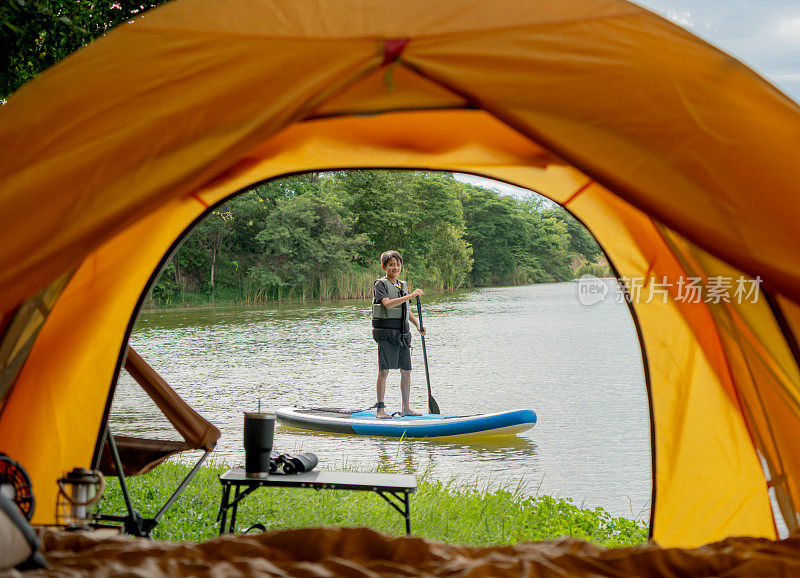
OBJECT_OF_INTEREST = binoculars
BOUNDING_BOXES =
[270,452,318,474]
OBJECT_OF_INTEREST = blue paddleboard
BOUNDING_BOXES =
[276,406,536,438]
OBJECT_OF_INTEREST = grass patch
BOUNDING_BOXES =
[96,462,648,547]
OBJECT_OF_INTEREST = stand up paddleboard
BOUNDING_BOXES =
[276,407,537,439]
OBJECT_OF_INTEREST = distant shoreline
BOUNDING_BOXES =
[139,282,538,313]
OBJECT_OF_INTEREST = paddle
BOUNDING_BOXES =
[415,296,440,414]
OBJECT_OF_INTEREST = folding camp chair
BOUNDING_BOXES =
[95,346,220,537]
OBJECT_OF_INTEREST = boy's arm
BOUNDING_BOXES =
[381,288,423,309]
[409,310,426,334]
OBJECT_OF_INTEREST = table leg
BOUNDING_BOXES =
[218,483,232,536]
[376,490,413,535]
[229,485,241,533]
[404,491,411,535]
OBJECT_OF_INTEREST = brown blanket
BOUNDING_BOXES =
[4,527,800,577]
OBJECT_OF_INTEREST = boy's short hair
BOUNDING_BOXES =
[380,250,403,267]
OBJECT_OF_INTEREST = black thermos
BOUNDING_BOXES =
[243,412,275,474]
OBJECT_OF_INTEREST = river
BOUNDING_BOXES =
[110,281,651,521]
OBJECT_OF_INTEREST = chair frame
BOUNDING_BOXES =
[94,426,215,537]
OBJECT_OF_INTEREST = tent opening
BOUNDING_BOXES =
[104,169,653,538]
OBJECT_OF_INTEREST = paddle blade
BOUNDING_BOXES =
[428,396,440,415]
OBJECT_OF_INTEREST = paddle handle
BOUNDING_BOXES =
[416,296,440,414]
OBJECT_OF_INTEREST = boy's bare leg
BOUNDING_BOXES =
[376,370,391,418]
[400,370,421,416]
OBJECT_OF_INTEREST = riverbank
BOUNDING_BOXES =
[142,282,469,311]
[97,462,648,547]
[142,267,613,311]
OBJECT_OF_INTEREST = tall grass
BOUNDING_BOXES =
[333,268,377,300]
[157,267,379,308]
[149,261,475,309]
[96,462,648,547]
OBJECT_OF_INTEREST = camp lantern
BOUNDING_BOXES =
[55,468,105,528]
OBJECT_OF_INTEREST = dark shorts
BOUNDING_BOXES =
[378,339,412,370]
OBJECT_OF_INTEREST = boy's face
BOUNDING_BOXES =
[383,257,402,278]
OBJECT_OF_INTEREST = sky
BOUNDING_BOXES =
[456,0,800,197]
[636,0,800,99]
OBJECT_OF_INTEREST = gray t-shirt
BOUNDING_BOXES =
[373,279,403,303]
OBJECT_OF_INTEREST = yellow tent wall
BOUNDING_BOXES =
[1,0,800,546]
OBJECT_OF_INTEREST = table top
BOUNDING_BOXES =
[220,468,417,492]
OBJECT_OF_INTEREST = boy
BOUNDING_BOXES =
[372,250,426,418]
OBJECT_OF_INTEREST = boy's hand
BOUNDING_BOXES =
[419,327,426,336]
[411,288,424,298]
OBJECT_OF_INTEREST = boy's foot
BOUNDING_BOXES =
[401,409,422,416]
[377,409,392,419]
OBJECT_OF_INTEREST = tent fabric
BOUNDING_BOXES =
[30,526,800,577]
[0,0,799,548]
[0,197,206,520]
[0,272,73,408]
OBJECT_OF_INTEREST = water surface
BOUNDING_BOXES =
[111,282,651,520]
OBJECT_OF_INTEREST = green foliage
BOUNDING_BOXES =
[557,211,602,263]
[1,0,170,100]
[341,171,473,291]
[576,262,614,278]
[462,188,580,286]
[146,171,606,307]
[250,176,366,300]
[96,462,648,547]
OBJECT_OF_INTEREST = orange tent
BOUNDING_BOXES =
[1,0,800,547]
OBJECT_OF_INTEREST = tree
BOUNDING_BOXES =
[542,207,602,264]
[339,171,473,289]
[248,175,368,300]
[339,170,411,264]
[146,170,600,306]
[401,173,471,289]
[2,0,170,100]
[463,187,528,285]
[463,186,584,285]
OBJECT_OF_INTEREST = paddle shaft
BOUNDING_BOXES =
[415,296,440,414]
